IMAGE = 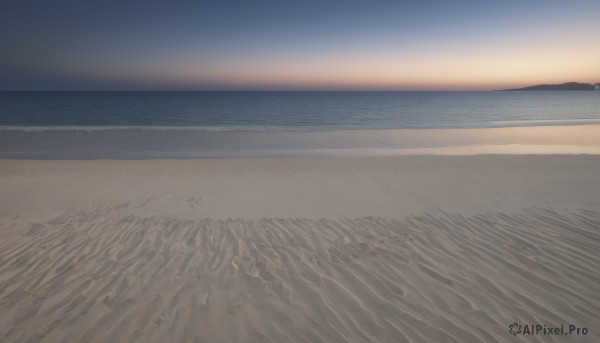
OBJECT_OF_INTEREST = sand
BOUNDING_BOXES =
[1,155,599,342]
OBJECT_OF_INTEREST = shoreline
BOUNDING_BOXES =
[2,124,600,159]
[2,117,600,131]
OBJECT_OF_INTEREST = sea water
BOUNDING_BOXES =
[1,91,599,158]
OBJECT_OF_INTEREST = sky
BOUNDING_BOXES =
[1,0,599,90]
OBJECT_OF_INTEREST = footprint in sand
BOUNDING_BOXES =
[187,196,203,208]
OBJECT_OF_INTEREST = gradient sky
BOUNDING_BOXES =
[1,0,599,90]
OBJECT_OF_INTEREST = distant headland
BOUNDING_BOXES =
[501,82,600,91]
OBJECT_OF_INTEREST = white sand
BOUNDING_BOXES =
[1,154,599,342]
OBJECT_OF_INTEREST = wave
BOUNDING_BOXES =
[0,125,314,133]
[2,118,600,133]
[0,124,404,133]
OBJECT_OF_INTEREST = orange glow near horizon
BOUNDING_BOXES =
[83,33,600,90]
[66,48,600,91]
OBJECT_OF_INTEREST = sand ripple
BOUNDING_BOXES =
[0,208,598,342]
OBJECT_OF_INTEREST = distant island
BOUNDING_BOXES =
[501,82,600,91]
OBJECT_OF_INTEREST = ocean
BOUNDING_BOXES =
[1,91,599,158]
[2,91,600,129]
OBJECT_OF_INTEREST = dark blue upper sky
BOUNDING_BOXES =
[1,0,599,90]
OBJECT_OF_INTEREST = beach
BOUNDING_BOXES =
[1,142,599,342]
[3,0,600,340]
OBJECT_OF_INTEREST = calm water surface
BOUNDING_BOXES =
[1,91,599,130]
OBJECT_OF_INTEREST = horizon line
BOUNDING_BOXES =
[2,81,598,92]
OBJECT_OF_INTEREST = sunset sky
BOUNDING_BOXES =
[1,0,599,90]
